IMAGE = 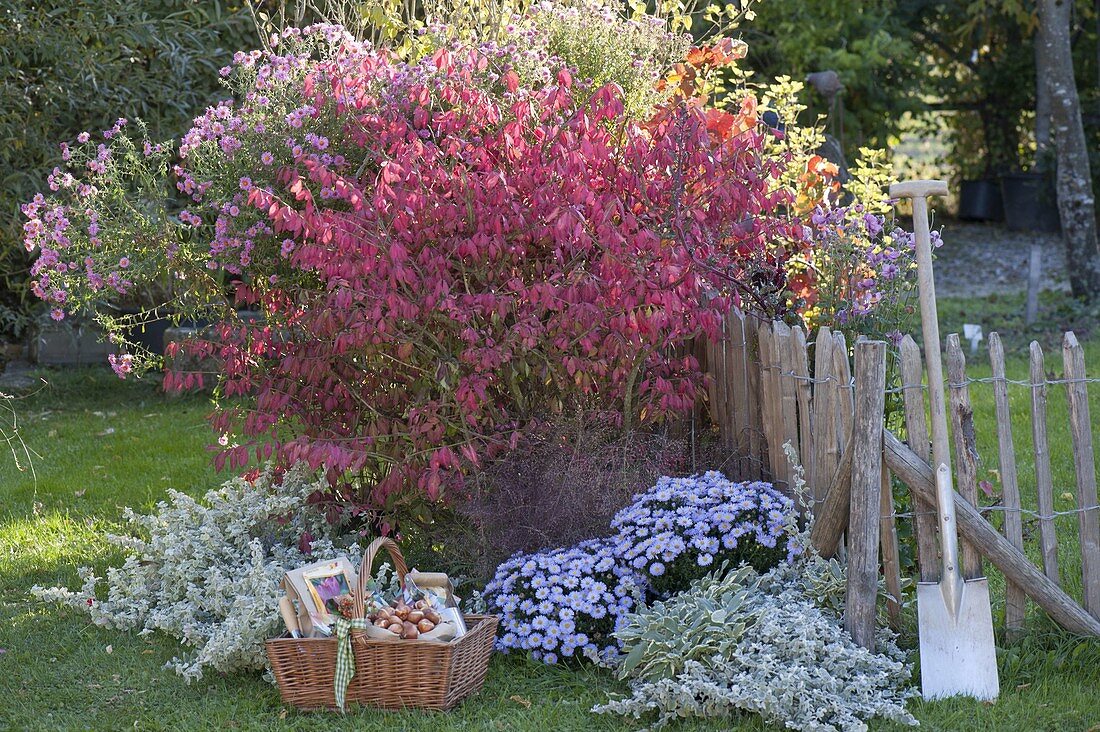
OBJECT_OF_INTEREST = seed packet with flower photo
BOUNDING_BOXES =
[282,555,358,634]
[303,562,354,625]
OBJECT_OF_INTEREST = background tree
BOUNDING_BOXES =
[741,0,921,156]
[895,0,1038,181]
[0,1,255,338]
[1039,0,1100,299]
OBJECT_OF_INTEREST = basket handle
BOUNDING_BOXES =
[353,536,409,618]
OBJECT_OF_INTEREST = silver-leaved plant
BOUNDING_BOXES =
[31,463,370,681]
[596,515,919,731]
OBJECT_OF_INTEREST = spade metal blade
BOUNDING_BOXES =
[917,577,1001,701]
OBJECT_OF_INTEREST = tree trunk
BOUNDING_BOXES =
[1039,0,1100,300]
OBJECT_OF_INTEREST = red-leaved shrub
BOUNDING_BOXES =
[166,32,799,520]
[27,27,801,525]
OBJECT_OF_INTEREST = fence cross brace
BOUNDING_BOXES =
[810,433,1100,638]
[858,431,1100,637]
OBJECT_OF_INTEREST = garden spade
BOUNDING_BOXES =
[890,180,1000,702]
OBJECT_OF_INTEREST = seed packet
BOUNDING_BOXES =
[303,562,353,617]
[282,555,357,636]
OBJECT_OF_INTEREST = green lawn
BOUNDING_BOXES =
[932,290,1100,627]
[3,294,1100,731]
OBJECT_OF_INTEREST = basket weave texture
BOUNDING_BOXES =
[266,537,498,711]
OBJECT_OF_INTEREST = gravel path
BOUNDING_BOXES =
[932,222,1067,298]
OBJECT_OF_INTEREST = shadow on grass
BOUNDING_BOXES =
[2,354,1100,730]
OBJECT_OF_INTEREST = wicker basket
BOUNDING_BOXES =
[266,537,498,711]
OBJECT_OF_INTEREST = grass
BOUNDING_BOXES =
[3,293,1100,731]
[937,288,1100,356]
[922,290,1100,614]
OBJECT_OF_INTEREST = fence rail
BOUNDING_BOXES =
[704,312,1100,643]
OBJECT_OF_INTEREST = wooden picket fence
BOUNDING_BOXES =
[704,310,1100,646]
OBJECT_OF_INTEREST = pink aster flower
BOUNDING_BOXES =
[108,353,134,379]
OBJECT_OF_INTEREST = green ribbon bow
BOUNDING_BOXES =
[333,616,371,711]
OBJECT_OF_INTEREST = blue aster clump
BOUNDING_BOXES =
[484,538,641,667]
[609,471,798,595]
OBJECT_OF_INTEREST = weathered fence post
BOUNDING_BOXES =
[1025,243,1042,325]
[879,462,903,630]
[946,333,983,579]
[989,332,1027,634]
[845,340,887,650]
[758,322,785,487]
[808,333,855,559]
[721,321,736,462]
[832,331,854,456]
[790,326,814,505]
[774,322,800,482]
[705,337,721,435]
[811,326,837,506]
[726,310,750,480]
[1029,341,1060,584]
[705,327,728,454]
[1063,331,1100,620]
[745,316,765,481]
[899,335,938,581]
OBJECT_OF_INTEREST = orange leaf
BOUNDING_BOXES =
[685,47,709,67]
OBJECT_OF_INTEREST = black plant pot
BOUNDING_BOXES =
[957,179,1004,222]
[117,308,212,355]
[1001,173,1061,233]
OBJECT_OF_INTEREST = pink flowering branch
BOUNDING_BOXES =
[26,26,801,528]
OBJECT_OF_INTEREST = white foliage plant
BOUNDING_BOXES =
[31,463,375,681]
[594,445,919,731]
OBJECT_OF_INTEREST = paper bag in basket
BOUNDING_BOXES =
[360,570,466,642]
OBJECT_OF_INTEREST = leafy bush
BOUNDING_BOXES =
[484,539,641,666]
[795,200,929,346]
[524,0,689,118]
[595,561,918,731]
[24,22,800,524]
[0,0,254,334]
[31,463,363,681]
[609,472,797,595]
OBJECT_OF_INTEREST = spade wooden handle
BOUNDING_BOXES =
[889,179,949,200]
[278,596,301,638]
[890,179,953,477]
